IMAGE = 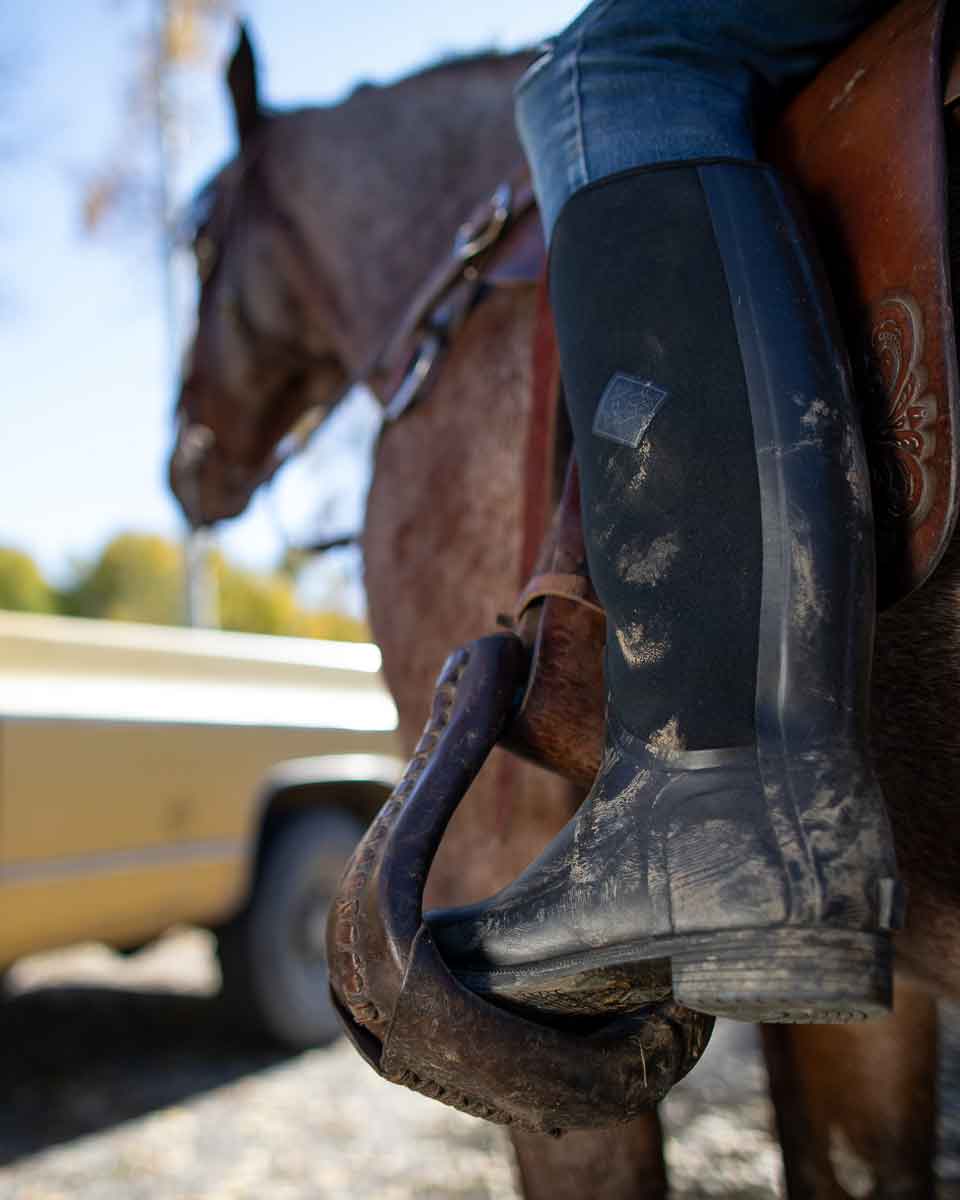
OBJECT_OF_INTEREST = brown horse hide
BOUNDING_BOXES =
[330,0,960,1142]
[169,2,960,1192]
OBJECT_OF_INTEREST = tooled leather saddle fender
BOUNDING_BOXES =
[328,0,959,1133]
[773,0,960,609]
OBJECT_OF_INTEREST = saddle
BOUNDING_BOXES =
[328,0,959,1132]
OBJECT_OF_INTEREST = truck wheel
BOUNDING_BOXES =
[217,807,363,1049]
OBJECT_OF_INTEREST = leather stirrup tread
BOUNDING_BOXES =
[326,633,713,1133]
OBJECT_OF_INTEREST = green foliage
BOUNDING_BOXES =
[296,610,371,643]
[58,533,184,625]
[214,554,301,636]
[0,533,370,642]
[0,547,55,614]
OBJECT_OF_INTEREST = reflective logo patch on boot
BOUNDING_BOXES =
[593,373,669,448]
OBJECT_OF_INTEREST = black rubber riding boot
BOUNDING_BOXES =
[427,160,903,1024]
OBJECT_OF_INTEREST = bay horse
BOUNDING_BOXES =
[170,28,952,1198]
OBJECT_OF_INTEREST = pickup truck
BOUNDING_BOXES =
[0,610,403,1047]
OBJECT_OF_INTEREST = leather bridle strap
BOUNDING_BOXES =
[175,169,540,522]
[279,175,539,450]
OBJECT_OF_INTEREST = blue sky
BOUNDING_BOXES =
[0,0,582,605]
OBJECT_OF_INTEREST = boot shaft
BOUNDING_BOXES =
[549,161,876,755]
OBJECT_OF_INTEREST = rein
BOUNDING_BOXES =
[175,169,538,525]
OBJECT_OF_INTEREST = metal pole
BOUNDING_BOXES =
[184,527,220,628]
[152,0,219,627]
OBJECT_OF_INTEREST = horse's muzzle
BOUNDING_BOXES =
[168,421,260,528]
[326,631,713,1134]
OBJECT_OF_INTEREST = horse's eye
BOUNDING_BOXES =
[195,234,218,282]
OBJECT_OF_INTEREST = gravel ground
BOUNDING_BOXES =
[0,931,942,1199]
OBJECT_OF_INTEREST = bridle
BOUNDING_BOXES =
[174,167,535,527]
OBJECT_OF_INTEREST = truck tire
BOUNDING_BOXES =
[217,807,363,1049]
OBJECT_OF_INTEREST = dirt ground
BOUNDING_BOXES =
[0,931,952,1199]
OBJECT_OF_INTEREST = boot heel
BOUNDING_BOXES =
[671,927,893,1023]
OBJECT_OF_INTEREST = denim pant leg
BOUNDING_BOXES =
[516,0,895,238]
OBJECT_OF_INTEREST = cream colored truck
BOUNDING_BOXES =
[0,610,403,1047]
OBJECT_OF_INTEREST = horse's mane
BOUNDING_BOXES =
[347,46,536,97]
[186,44,531,230]
[416,46,536,77]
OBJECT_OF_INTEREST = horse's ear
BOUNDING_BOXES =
[227,22,263,146]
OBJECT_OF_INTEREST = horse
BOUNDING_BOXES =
[169,27,952,1198]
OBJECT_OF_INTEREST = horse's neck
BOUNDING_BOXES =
[274,56,530,383]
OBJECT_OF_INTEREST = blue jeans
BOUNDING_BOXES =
[515,0,894,238]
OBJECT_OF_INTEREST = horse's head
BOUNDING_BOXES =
[170,27,350,526]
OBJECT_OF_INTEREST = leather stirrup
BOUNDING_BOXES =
[326,632,713,1134]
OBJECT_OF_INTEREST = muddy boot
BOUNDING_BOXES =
[427,161,902,1024]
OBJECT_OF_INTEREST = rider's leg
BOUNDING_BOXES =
[429,0,903,1022]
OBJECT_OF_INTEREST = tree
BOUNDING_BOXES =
[80,0,236,454]
[51,531,371,641]
[296,609,370,643]
[0,548,55,614]
[58,533,183,624]
[215,555,301,636]
[82,0,234,244]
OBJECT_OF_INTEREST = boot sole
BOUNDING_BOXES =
[453,927,892,1024]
